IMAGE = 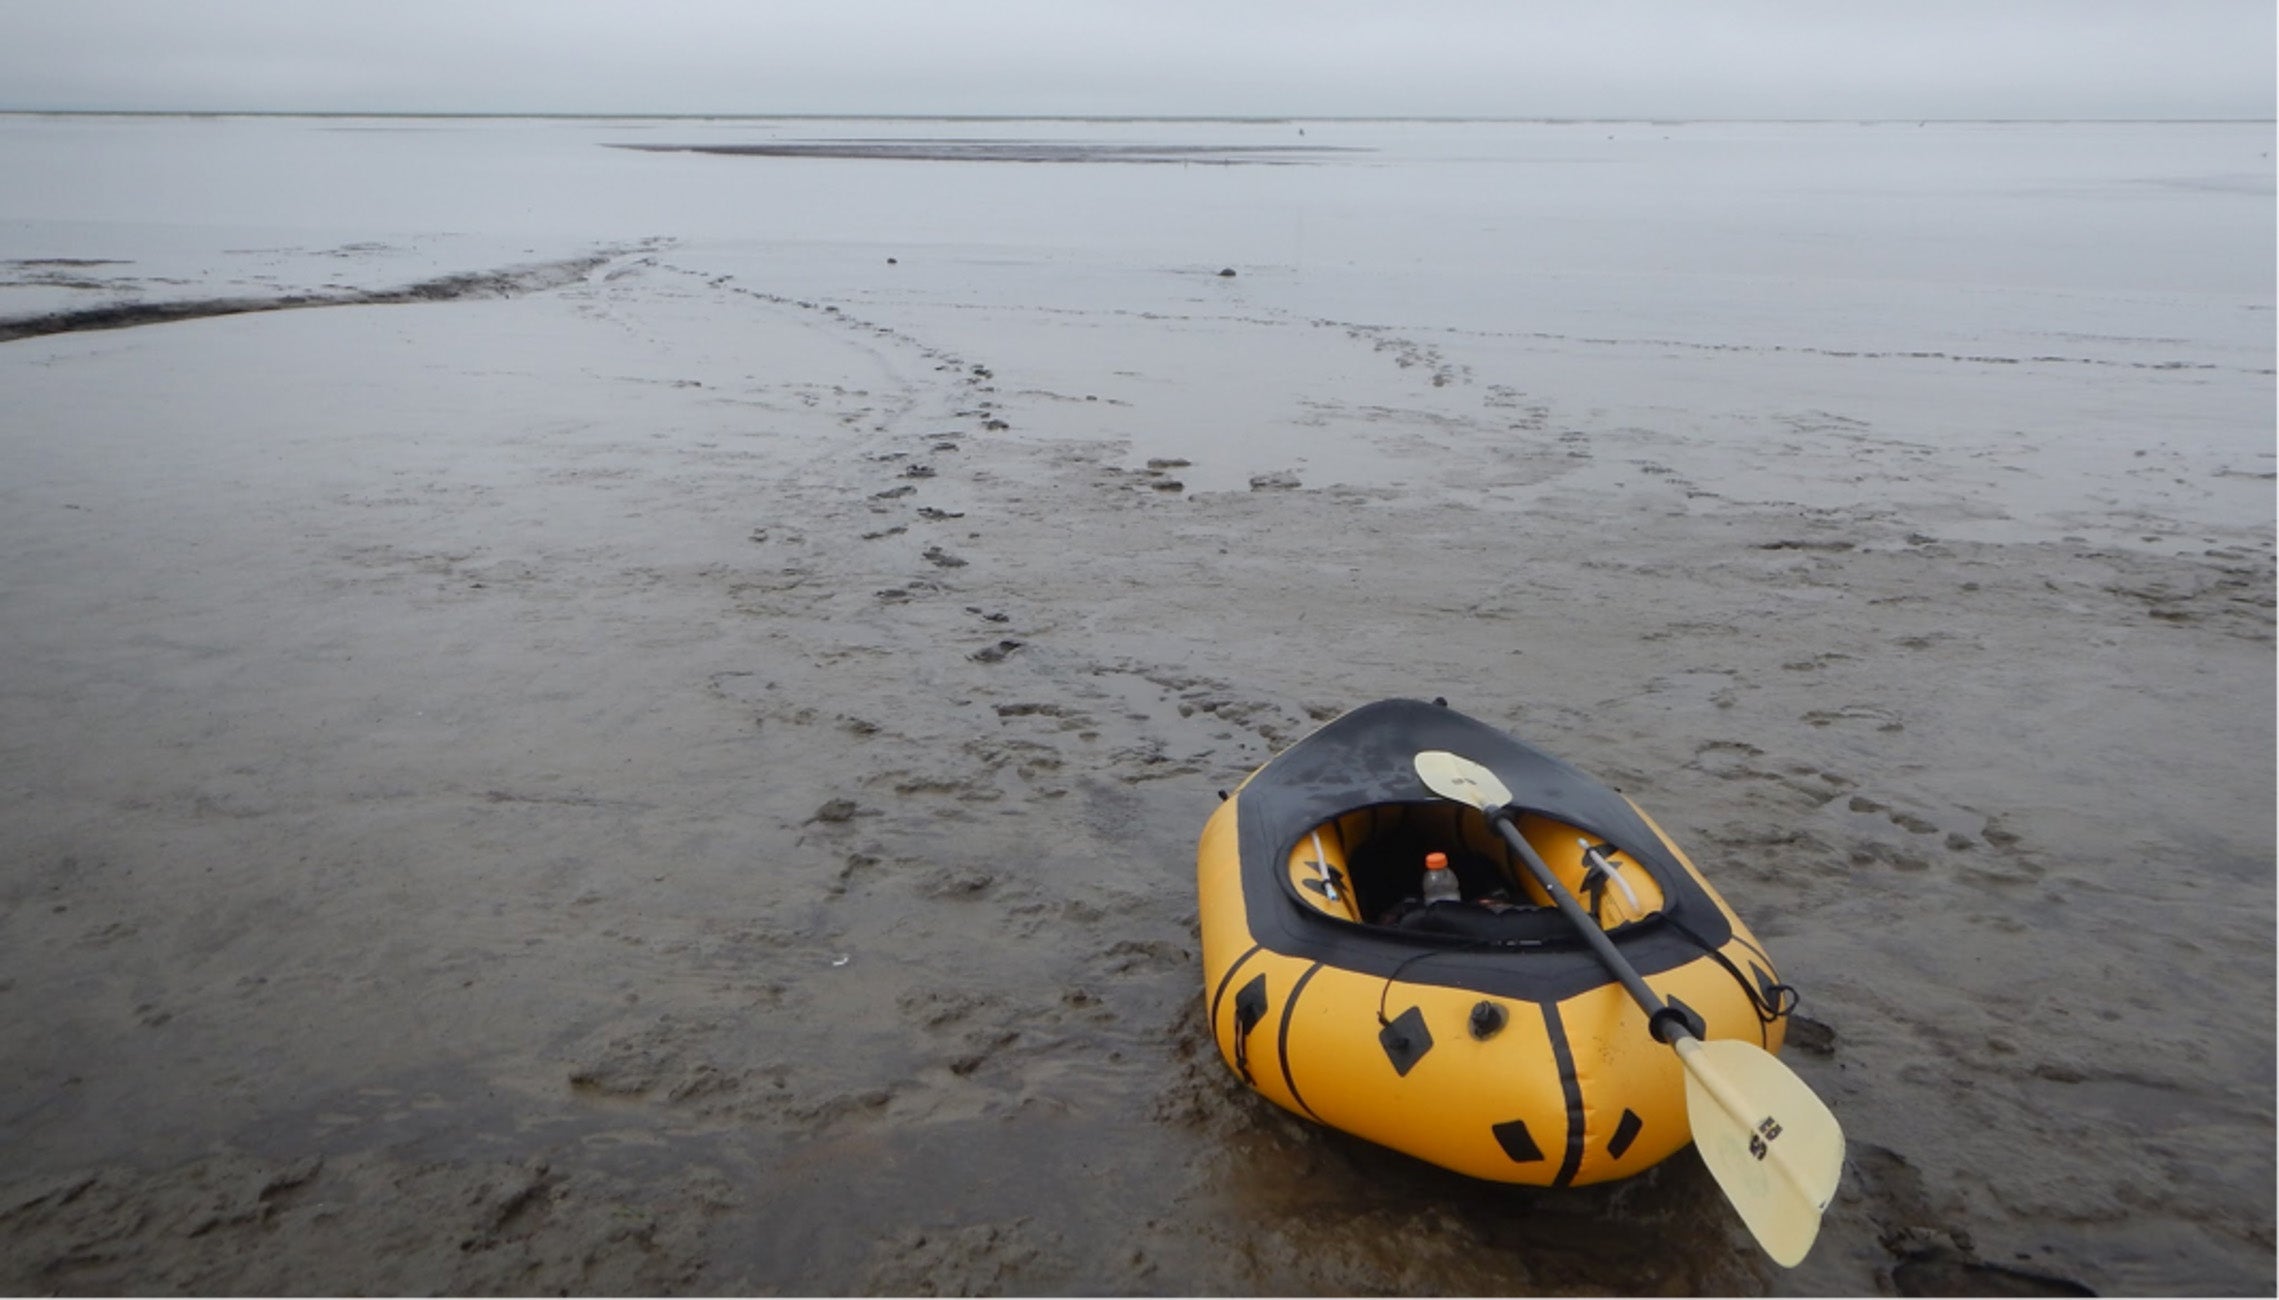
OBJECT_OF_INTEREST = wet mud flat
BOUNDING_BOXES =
[0,244,2271,1296]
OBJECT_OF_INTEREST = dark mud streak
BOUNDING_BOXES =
[1893,1250,2099,1298]
[0,253,620,344]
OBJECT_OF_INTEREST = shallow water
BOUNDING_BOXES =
[0,114,2271,1294]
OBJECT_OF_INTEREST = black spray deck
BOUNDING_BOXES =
[1230,698,1737,1005]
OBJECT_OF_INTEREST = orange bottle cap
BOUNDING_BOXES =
[1425,852,1448,870]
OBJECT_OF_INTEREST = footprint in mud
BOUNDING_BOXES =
[807,798,870,825]
[1848,840,1932,873]
[1158,679,1308,749]
[1835,797,2042,883]
[860,1217,1061,1296]
[567,1017,771,1107]
[946,1029,1022,1078]
[1804,703,1905,733]
[961,735,1061,782]
[1637,669,1749,713]
[898,989,998,1031]
[918,867,996,898]
[994,700,1097,733]
[1003,898,1108,943]
[570,1018,922,1132]
[1689,745,1860,813]
[874,578,946,606]
[876,768,1001,804]
[1979,817,2022,849]
[896,989,1030,1079]
[1095,938,1191,977]
[828,851,880,896]
[1846,795,1943,835]
[464,1159,559,1248]
[785,1087,896,1127]
[1101,741,1205,785]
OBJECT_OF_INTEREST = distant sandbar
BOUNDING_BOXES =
[609,140,1359,165]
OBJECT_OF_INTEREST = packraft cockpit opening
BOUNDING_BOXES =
[1282,800,1670,936]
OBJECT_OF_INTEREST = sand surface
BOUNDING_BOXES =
[0,116,2272,1295]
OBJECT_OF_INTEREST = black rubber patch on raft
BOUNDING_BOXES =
[1491,1118,1545,1164]
[1232,974,1268,1083]
[1208,942,1262,1033]
[1378,1006,1433,1076]
[1234,975,1268,1032]
[1607,1108,1644,1159]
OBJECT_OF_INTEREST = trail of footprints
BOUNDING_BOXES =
[567,263,1328,1136]
[563,920,1192,1135]
[684,258,1315,793]
[1685,737,2039,890]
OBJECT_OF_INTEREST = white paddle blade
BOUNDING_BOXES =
[1414,750,1513,810]
[1677,1037,1846,1268]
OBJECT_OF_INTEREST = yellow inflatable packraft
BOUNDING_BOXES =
[1197,698,1796,1187]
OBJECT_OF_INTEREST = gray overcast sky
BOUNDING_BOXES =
[0,1,2270,119]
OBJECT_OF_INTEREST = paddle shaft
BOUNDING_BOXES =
[1484,810,1692,1043]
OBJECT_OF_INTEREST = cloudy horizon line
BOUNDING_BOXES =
[3,1,2269,124]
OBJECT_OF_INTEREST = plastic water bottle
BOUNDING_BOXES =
[1421,851,1461,904]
